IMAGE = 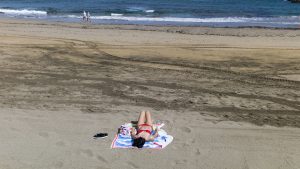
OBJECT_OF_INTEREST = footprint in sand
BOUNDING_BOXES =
[180,126,192,133]
[96,155,108,164]
[55,141,66,147]
[80,149,94,158]
[38,132,49,138]
[199,112,206,116]
[175,159,188,165]
[10,127,20,131]
[54,161,64,168]
[95,167,110,169]
[127,161,139,169]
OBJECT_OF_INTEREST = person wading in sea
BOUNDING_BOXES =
[82,11,87,22]
[87,12,91,22]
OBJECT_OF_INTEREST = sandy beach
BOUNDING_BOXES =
[0,18,300,169]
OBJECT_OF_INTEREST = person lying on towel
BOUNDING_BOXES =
[130,111,159,148]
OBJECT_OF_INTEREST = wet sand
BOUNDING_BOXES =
[0,18,300,169]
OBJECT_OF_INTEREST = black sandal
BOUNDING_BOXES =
[93,133,108,138]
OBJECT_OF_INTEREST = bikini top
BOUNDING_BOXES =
[137,123,152,134]
[137,129,151,135]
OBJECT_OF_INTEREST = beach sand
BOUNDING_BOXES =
[0,18,299,169]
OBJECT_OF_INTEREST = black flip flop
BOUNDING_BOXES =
[93,133,108,139]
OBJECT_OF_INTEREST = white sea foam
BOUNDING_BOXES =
[145,10,155,13]
[66,15,79,18]
[0,8,47,16]
[111,13,123,16]
[90,16,247,23]
[65,14,300,25]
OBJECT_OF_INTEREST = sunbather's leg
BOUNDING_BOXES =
[145,111,153,126]
[137,111,146,126]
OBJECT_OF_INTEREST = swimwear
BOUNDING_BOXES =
[138,123,151,127]
[137,129,151,134]
[137,124,152,134]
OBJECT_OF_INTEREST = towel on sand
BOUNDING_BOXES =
[111,123,173,149]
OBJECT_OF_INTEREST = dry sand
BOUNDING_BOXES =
[0,18,299,169]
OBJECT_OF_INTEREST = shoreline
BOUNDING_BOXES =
[2,10,300,29]
[1,17,300,37]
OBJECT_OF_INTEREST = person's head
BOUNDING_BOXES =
[132,137,146,148]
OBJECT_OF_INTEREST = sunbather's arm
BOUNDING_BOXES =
[148,128,159,141]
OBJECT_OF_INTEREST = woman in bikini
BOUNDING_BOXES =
[130,111,159,148]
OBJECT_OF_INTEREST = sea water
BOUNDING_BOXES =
[0,0,300,28]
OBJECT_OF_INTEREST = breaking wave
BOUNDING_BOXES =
[0,8,47,16]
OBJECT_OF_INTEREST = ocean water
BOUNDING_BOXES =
[0,0,300,28]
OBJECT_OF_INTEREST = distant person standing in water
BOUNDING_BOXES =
[87,12,91,23]
[82,11,87,22]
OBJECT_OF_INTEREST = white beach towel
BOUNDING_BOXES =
[111,124,173,149]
